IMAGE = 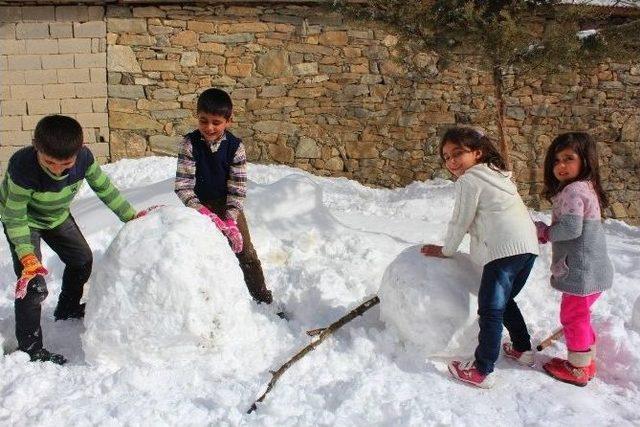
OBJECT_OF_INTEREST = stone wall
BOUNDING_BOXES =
[1,3,638,223]
[0,5,110,170]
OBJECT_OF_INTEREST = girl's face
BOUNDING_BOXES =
[442,141,483,177]
[553,147,582,183]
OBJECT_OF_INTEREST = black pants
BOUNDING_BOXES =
[3,215,92,354]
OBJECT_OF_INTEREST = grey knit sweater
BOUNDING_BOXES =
[549,180,613,296]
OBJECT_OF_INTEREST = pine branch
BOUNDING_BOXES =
[247,296,380,414]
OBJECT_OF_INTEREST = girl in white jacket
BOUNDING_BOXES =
[422,127,539,388]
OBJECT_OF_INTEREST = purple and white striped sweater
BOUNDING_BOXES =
[549,180,613,296]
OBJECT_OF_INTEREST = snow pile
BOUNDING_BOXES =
[82,206,269,367]
[1,158,639,425]
[632,296,640,332]
[378,247,482,355]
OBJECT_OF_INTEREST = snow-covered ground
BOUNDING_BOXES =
[1,156,639,426]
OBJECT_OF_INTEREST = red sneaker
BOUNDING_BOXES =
[502,342,535,367]
[543,359,589,386]
[448,359,495,389]
[585,359,596,380]
[547,357,596,380]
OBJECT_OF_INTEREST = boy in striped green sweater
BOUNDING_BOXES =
[0,115,142,365]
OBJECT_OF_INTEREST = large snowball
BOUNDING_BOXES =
[378,246,482,356]
[82,206,258,367]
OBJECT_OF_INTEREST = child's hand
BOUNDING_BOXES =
[198,207,243,253]
[16,254,48,299]
[223,218,243,253]
[198,206,227,231]
[134,205,164,219]
[421,244,446,258]
[534,221,550,244]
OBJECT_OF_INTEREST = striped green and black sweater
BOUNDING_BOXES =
[0,146,136,258]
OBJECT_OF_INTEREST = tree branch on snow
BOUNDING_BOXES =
[247,296,380,414]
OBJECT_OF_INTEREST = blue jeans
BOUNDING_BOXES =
[474,253,537,374]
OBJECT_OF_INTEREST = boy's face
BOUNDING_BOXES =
[37,151,77,176]
[197,112,231,143]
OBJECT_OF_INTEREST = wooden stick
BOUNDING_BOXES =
[536,327,563,351]
[248,295,380,414]
[306,327,326,337]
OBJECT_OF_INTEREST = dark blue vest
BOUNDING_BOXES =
[186,130,241,202]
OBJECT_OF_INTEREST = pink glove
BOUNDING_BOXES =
[198,206,227,231]
[134,204,164,219]
[198,207,243,253]
[223,218,243,254]
[535,221,550,244]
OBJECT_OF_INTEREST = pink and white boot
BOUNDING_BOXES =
[448,359,495,389]
[502,342,535,367]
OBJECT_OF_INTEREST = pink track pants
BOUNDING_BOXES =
[560,292,602,352]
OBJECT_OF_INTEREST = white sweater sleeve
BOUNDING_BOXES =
[442,177,480,257]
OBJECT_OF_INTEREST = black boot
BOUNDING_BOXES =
[28,348,67,365]
[251,288,273,305]
[54,302,85,321]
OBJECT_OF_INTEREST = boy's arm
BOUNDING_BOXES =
[225,142,247,221]
[84,159,136,222]
[441,178,480,257]
[175,136,204,211]
[1,174,36,258]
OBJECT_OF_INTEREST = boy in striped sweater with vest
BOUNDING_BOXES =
[0,115,143,365]
[174,88,273,305]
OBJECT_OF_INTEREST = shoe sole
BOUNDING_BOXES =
[542,364,588,387]
[447,364,493,389]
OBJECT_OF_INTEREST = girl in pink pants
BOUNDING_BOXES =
[536,132,613,387]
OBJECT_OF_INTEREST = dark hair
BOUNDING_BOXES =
[439,127,508,172]
[196,88,233,119]
[542,132,608,208]
[33,115,83,159]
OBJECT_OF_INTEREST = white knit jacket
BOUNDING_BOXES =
[441,163,539,266]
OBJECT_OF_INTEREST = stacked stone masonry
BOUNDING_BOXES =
[0,5,109,169]
[1,4,638,223]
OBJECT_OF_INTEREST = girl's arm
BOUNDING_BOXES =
[548,183,592,242]
[441,178,480,257]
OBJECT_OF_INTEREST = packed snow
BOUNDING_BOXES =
[83,206,290,368]
[379,250,481,356]
[0,156,639,426]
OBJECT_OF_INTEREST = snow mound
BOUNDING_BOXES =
[632,296,640,332]
[378,246,482,355]
[82,206,262,367]
[246,173,339,239]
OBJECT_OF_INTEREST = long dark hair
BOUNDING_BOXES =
[439,127,508,172]
[542,132,608,209]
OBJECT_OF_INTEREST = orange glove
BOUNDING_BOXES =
[15,254,48,299]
